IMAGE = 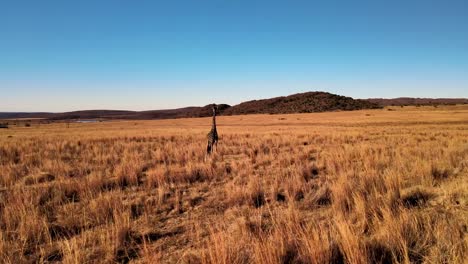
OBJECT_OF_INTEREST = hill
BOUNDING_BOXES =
[48,110,137,120]
[0,92,380,120]
[45,106,232,120]
[137,104,231,119]
[0,112,55,119]
[5,92,468,121]
[222,91,381,115]
[366,97,468,106]
[0,105,232,121]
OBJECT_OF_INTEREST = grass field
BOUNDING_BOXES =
[1,105,467,263]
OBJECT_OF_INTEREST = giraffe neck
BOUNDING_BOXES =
[212,110,217,130]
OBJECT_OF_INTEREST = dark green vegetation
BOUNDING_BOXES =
[223,92,380,115]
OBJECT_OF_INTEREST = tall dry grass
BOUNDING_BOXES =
[0,105,467,263]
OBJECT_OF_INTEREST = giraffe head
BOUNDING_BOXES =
[212,104,217,115]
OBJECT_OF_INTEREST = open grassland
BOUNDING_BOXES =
[0,105,467,263]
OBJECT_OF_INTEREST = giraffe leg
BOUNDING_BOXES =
[207,141,212,155]
[205,141,213,162]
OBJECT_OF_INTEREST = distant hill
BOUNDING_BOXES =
[0,112,54,119]
[135,104,231,119]
[222,92,381,115]
[3,92,467,121]
[44,105,232,120]
[0,105,232,121]
[366,97,468,106]
[48,110,137,120]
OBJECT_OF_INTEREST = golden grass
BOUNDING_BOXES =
[0,105,467,263]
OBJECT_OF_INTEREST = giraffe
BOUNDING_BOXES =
[206,104,218,155]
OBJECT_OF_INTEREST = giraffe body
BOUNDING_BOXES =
[206,105,218,154]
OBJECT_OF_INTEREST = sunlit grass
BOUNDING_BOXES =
[0,105,467,263]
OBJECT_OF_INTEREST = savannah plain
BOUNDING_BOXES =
[0,105,467,263]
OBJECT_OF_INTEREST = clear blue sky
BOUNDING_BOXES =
[1,0,467,112]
